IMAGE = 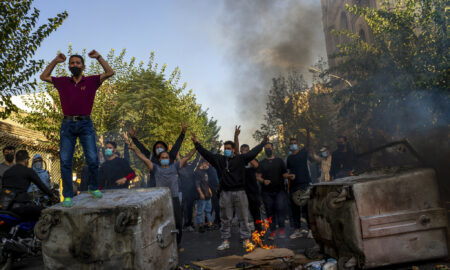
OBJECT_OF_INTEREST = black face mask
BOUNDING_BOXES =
[337,143,346,151]
[69,66,82,77]
[265,148,273,157]
[5,153,14,163]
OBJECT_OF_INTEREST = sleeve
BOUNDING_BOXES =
[124,142,130,162]
[195,142,219,169]
[169,132,185,161]
[242,141,264,163]
[256,161,263,174]
[122,159,136,181]
[132,137,152,158]
[194,173,201,188]
[93,74,102,87]
[279,158,287,174]
[29,169,53,197]
[50,76,66,90]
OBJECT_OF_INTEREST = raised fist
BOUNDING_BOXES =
[54,53,66,63]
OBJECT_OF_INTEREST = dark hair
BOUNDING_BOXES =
[337,135,347,142]
[3,146,15,153]
[158,151,169,159]
[290,138,297,142]
[224,141,235,148]
[240,144,250,149]
[105,141,117,149]
[15,150,29,163]
[69,55,85,66]
[265,142,274,147]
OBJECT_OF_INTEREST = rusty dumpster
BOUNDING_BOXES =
[309,166,449,269]
[35,188,178,270]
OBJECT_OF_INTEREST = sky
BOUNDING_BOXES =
[30,0,326,145]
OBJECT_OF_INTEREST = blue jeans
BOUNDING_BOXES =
[196,199,212,225]
[60,119,99,198]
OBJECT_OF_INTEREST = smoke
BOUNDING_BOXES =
[219,0,326,143]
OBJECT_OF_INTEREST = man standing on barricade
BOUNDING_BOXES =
[40,50,115,207]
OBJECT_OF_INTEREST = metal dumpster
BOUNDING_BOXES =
[35,188,178,270]
[309,166,448,269]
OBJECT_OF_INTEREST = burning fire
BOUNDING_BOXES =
[245,218,275,252]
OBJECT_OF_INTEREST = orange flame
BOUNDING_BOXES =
[245,218,275,252]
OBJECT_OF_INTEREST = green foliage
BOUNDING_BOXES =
[16,46,220,176]
[0,0,67,118]
[331,0,449,146]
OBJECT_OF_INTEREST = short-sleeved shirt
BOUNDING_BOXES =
[194,169,211,200]
[257,158,287,193]
[51,75,102,116]
[152,162,180,198]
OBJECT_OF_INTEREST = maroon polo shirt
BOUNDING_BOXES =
[51,75,102,116]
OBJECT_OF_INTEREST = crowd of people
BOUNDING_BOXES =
[0,51,358,251]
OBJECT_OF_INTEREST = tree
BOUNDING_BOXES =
[0,0,67,118]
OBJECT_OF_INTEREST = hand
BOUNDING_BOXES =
[99,135,104,147]
[54,53,66,63]
[123,132,129,142]
[234,125,241,137]
[211,137,217,147]
[263,134,269,144]
[128,127,136,138]
[181,122,187,134]
[115,178,127,185]
[200,193,205,200]
[287,174,296,180]
[88,50,100,59]
[191,133,198,143]
[264,180,271,186]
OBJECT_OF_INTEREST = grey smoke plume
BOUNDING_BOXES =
[219,0,326,143]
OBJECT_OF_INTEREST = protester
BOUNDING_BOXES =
[206,139,221,228]
[286,138,312,239]
[191,132,268,251]
[0,146,15,186]
[128,123,187,187]
[194,159,213,231]
[330,136,357,179]
[98,140,136,190]
[129,140,196,245]
[256,143,295,239]
[1,150,58,221]
[28,154,51,196]
[40,51,115,207]
[310,146,332,182]
[178,153,201,231]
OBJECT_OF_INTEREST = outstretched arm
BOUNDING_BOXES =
[234,125,241,153]
[128,127,152,158]
[192,133,218,168]
[40,53,66,83]
[242,135,269,163]
[169,122,187,161]
[179,148,196,168]
[88,50,114,83]
[128,140,153,171]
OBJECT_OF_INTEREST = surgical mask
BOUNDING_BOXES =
[33,162,43,170]
[4,153,14,163]
[69,66,82,77]
[104,149,113,157]
[160,159,170,166]
[224,150,232,157]
[321,151,328,158]
[265,148,273,157]
[156,147,165,155]
[289,144,298,151]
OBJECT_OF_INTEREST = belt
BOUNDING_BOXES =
[63,115,91,121]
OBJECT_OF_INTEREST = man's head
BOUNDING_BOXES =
[68,55,85,77]
[240,144,250,155]
[200,159,210,170]
[264,142,274,157]
[105,141,117,158]
[223,141,235,157]
[320,146,330,158]
[159,151,170,166]
[32,154,44,170]
[336,136,347,151]
[3,146,15,163]
[289,138,299,152]
[15,150,30,166]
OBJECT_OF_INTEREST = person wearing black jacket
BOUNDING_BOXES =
[98,141,136,189]
[128,123,187,187]
[330,136,357,179]
[191,132,268,251]
[1,150,58,221]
